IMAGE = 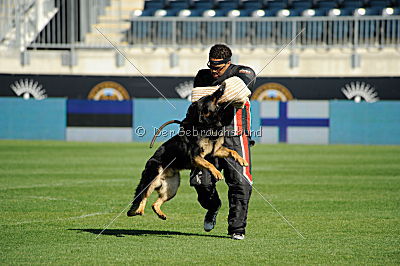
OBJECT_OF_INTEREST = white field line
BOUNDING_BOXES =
[19,196,107,206]
[0,178,130,191]
[4,212,110,226]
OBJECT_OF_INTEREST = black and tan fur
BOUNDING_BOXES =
[127,86,248,220]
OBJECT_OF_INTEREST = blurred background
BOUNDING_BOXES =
[0,0,399,144]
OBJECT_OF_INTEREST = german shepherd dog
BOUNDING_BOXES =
[126,86,248,220]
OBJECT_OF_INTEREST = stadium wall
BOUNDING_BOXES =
[0,98,66,140]
[0,98,399,145]
[330,101,400,145]
[133,99,189,142]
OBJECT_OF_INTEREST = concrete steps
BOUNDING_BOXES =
[84,0,144,45]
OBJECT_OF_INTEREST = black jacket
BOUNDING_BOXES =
[193,64,256,136]
[194,64,256,89]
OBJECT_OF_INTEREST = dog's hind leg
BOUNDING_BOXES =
[127,177,162,217]
[135,177,162,216]
[127,159,162,217]
[152,169,180,220]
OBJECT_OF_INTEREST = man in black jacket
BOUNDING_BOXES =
[191,44,256,240]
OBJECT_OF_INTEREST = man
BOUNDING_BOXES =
[190,44,256,240]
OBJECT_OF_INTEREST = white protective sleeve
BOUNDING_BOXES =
[191,76,251,108]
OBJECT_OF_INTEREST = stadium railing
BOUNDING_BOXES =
[25,16,400,50]
[122,16,400,49]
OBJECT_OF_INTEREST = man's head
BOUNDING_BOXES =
[208,44,232,79]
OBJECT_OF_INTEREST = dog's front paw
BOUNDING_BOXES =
[240,159,249,167]
[231,152,249,167]
[212,170,224,181]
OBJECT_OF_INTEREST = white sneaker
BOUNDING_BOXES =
[231,233,245,240]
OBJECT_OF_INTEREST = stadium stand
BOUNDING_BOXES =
[1,0,397,48]
[0,0,399,76]
[137,0,399,17]
[123,0,399,48]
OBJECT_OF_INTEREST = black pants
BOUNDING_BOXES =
[190,135,253,235]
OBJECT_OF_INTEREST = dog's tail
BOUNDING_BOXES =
[150,120,181,148]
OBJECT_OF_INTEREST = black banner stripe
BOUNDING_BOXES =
[67,114,132,127]
[2,74,400,100]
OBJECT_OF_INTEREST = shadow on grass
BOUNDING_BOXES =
[69,229,229,239]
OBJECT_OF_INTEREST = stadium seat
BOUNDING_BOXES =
[240,0,262,9]
[216,0,240,9]
[176,9,198,16]
[163,0,191,16]
[339,0,364,8]
[265,0,287,9]
[239,0,264,16]
[337,7,356,15]
[371,0,392,7]
[392,7,400,13]
[152,9,171,16]
[193,0,216,8]
[212,9,229,16]
[313,8,329,16]
[364,7,382,14]
[144,0,167,9]
[288,0,314,16]
[263,0,287,16]
[143,0,167,16]
[191,0,215,14]
[143,0,166,12]
[368,0,392,8]
[141,9,157,16]
[166,0,189,9]
[289,0,313,9]
[314,0,338,16]
[316,0,338,8]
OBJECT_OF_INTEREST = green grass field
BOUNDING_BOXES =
[0,140,399,264]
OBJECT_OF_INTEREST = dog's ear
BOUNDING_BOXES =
[182,101,200,125]
[211,84,226,103]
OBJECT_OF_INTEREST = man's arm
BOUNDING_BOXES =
[235,66,256,90]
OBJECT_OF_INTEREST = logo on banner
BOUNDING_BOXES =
[175,80,193,101]
[10,79,47,100]
[251,82,293,101]
[341,81,379,103]
[88,81,130,101]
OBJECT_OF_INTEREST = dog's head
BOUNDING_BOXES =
[183,85,228,128]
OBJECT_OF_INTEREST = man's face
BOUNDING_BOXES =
[208,58,231,79]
